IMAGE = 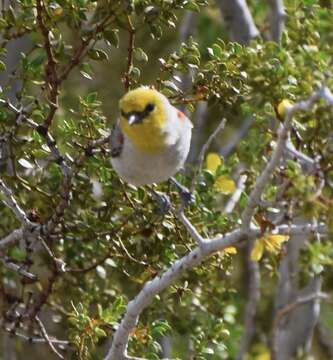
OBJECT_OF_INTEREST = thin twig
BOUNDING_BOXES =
[123,16,135,92]
[0,179,30,226]
[190,118,227,192]
[36,0,59,129]
[35,315,64,359]
[1,257,37,281]
[224,174,247,214]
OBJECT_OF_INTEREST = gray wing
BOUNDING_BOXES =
[110,122,124,158]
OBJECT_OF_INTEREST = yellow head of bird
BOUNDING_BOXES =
[119,87,168,153]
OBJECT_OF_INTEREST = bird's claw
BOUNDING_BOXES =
[179,188,195,207]
[170,177,195,207]
[151,190,171,215]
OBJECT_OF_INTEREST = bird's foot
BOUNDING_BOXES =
[150,189,172,215]
[170,177,195,207]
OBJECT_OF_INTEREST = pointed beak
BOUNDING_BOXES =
[128,113,140,126]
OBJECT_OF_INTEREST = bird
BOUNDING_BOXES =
[110,86,193,206]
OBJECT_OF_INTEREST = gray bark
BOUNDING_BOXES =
[267,0,286,42]
[216,0,259,44]
[272,220,322,360]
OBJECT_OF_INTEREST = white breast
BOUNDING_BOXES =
[111,106,192,186]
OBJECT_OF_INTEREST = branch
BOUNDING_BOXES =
[103,86,333,360]
[267,0,286,42]
[35,315,64,359]
[0,100,72,236]
[216,0,259,44]
[0,257,37,281]
[123,16,135,92]
[57,13,117,84]
[104,229,243,360]
[220,115,254,158]
[103,218,328,360]
[224,174,247,214]
[0,228,23,249]
[0,179,30,226]
[177,211,205,247]
[190,118,226,192]
[271,291,329,360]
[241,85,333,231]
[36,0,59,129]
[236,243,260,360]
[2,327,69,346]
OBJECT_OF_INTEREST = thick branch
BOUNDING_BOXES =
[103,86,332,360]
[271,291,329,360]
[267,0,286,42]
[216,0,259,44]
[236,242,260,360]
[104,229,242,360]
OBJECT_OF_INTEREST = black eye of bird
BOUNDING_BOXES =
[145,103,155,113]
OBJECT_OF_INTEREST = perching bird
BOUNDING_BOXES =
[110,87,193,188]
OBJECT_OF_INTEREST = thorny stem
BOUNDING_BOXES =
[123,16,135,92]
[36,0,59,129]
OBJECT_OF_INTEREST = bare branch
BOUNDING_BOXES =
[0,228,23,249]
[190,118,226,192]
[177,211,205,247]
[271,291,329,360]
[123,16,135,92]
[0,179,30,226]
[0,257,37,281]
[216,0,259,44]
[1,327,69,346]
[35,315,64,359]
[220,115,254,158]
[267,0,286,42]
[224,175,247,214]
[241,85,333,232]
[36,0,59,129]
[236,243,260,360]
[103,86,333,360]
[104,229,242,360]
[0,100,72,236]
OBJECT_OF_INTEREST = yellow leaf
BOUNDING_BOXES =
[263,234,289,253]
[251,239,264,262]
[255,352,271,360]
[224,246,237,255]
[206,152,221,174]
[214,175,236,194]
[277,99,293,119]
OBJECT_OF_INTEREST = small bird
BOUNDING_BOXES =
[110,87,193,189]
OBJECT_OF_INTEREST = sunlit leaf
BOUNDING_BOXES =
[251,239,264,262]
[206,152,221,174]
[214,175,236,194]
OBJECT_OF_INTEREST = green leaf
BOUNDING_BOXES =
[8,247,26,261]
[18,158,34,169]
[86,92,98,103]
[134,48,148,62]
[104,29,119,47]
[94,327,107,337]
[88,49,109,61]
[184,2,200,12]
